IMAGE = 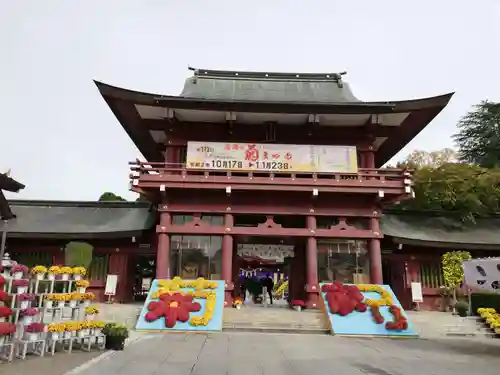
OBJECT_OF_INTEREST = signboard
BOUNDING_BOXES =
[186,142,358,173]
[462,258,500,293]
[411,282,423,302]
[104,274,118,296]
[237,244,294,263]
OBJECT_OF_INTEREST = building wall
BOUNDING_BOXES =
[5,237,154,303]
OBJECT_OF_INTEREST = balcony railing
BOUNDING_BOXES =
[129,161,413,195]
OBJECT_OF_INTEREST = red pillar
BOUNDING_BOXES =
[369,217,383,284]
[156,212,171,279]
[222,213,234,306]
[306,215,320,309]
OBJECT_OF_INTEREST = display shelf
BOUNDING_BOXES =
[0,342,14,362]
[46,334,105,355]
[14,338,46,359]
[0,265,104,364]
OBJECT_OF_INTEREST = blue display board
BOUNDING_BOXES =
[320,283,419,337]
[135,279,225,332]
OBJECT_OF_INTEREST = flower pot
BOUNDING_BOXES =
[89,328,96,335]
[235,304,242,310]
[293,306,302,312]
[22,316,33,325]
[25,333,38,341]
[63,331,72,339]
[0,335,5,346]
[77,287,86,294]
[13,272,23,280]
[50,332,60,341]
[45,300,53,309]
[105,335,126,350]
[47,273,55,281]
[83,300,90,307]
[77,330,86,338]
[73,274,82,281]
[69,300,77,308]
[36,273,45,281]
[61,274,69,281]
[57,301,65,309]
[86,314,95,321]
[16,286,27,294]
[20,300,29,309]
[0,318,5,323]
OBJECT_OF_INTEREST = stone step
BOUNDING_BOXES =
[222,326,330,335]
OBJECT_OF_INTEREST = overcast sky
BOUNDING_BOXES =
[1,0,499,201]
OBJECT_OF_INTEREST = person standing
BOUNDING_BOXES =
[240,276,249,301]
[262,274,274,304]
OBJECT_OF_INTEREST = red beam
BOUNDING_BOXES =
[155,224,380,239]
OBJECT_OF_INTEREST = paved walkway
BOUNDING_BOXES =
[61,332,500,375]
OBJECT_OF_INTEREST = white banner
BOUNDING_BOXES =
[186,142,358,173]
[462,258,500,293]
[237,244,294,263]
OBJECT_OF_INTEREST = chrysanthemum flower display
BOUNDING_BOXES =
[321,282,408,331]
[72,267,86,276]
[146,277,219,328]
[31,265,47,275]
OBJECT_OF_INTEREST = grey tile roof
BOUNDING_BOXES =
[381,213,500,246]
[180,68,361,103]
[0,200,156,239]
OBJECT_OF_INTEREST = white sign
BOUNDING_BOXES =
[462,258,500,293]
[411,282,423,302]
[104,274,118,296]
[237,244,294,263]
[186,142,358,173]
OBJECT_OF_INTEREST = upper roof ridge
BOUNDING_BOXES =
[188,67,347,83]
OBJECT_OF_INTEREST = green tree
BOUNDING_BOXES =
[64,241,93,269]
[397,160,500,222]
[98,192,126,201]
[454,100,500,168]
[442,251,471,308]
[396,148,456,169]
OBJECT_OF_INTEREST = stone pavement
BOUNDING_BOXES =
[0,330,146,375]
[60,332,500,375]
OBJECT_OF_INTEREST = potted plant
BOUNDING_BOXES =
[68,292,81,308]
[0,322,16,346]
[13,279,29,294]
[455,301,469,317]
[0,306,13,322]
[11,264,28,280]
[18,293,36,310]
[103,323,129,350]
[47,266,61,281]
[77,320,91,337]
[20,308,39,325]
[72,267,87,281]
[47,322,65,341]
[0,290,8,303]
[81,292,95,307]
[84,306,99,320]
[89,321,104,335]
[63,321,79,339]
[232,298,243,309]
[31,265,48,280]
[25,322,44,341]
[76,279,90,293]
[438,286,453,312]
[59,266,73,281]
[291,300,306,312]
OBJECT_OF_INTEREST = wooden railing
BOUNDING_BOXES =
[129,161,410,183]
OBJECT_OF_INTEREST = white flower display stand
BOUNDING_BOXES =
[0,269,105,361]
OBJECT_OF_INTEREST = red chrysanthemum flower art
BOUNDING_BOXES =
[145,292,201,328]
